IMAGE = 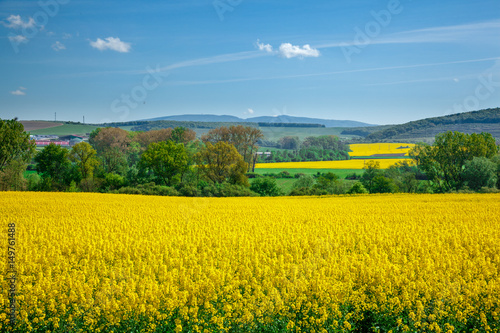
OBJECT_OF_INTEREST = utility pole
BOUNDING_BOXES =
[83,116,85,124]
[54,112,56,122]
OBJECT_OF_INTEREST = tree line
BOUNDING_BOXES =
[258,135,350,163]
[0,119,265,196]
[1,117,499,197]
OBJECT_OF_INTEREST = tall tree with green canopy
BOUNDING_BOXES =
[35,143,75,188]
[195,142,248,185]
[0,118,36,172]
[410,131,499,191]
[140,141,189,186]
[70,142,100,180]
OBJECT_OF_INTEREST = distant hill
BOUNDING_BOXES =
[344,108,500,143]
[145,114,243,123]
[142,114,375,128]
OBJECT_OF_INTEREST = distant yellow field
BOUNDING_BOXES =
[349,143,415,157]
[255,158,410,169]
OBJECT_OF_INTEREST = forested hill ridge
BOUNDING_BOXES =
[342,108,500,143]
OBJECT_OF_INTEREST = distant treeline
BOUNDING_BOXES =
[96,120,325,132]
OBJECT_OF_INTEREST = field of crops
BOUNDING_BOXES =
[349,143,415,157]
[1,192,499,332]
[255,159,410,169]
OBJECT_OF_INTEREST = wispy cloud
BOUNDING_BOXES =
[256,40,273,53]
[1,14,35,29]
[10,86,26,95]
[317,20,500,48]
[8,34,28,44]
[52,41,65,51]
[90,37,131,53]
[163,57,500,86]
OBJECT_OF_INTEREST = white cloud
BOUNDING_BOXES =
[90,37,131,53]
[278,43,320,59]
[52,41,66,51]
[256,40,273,53]
[256,40,320,59]
[2,15,35,29]
[11,87,26,96]
[8,35,28,44]
[62,33,72,39]
[247,108,254,114]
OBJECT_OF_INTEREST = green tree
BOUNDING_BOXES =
[292,175,315,189]
[371,175,399,193]
[461,157,497,191]
[0,118,35,172]
[35,143,74,189]
[410,131,499,191]
[250,177,282,196]
[0,158,27,191]
[140,141,189,186]
[195,142,248,184]
[347,182,368,194]
[70,142,100,180]
[360,160,383,193]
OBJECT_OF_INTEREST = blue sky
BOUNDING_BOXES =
[1,0,499,125]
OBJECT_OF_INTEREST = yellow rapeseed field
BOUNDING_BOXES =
[1,192,500,332]
[255,159,410,169]
[348,143,415,157]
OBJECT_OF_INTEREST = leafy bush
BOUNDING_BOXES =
[250,177,283,196]
[347,182,368,194]
[292,175,315,189]
[461,157,497,191]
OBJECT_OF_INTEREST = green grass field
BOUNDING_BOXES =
[258,127,356,141]
[254,168,363,178]
[252,169,363,195]
[29,123,100,136]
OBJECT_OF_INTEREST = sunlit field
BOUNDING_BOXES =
[349,143,415,157]
[1,192,499,332]
[255,159,410,169]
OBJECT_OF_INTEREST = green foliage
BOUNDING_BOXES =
[250,177,283,196]
[103,173,125,191]
[140,141,189,186]
[461,157,497,191]
[410,131,499,191]
[0,118,36,172]
[384,161,420,193]
[370,175,399,193]
[114,182,180,196]
[35,143,73,188]
[0,158,27,191]
[288,187,327,196]
[360,160,383,193]
[70,142,100,180]
[196,142,248,185]
[292,175,315,189]
[347,182,368,194]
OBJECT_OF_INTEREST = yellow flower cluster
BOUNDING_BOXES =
[255,158,409,169]
[349,143,415,157]
[1,192,500,332]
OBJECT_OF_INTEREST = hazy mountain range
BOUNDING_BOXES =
[142,114,376,128]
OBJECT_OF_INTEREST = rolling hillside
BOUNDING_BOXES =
[343,108,500,143]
